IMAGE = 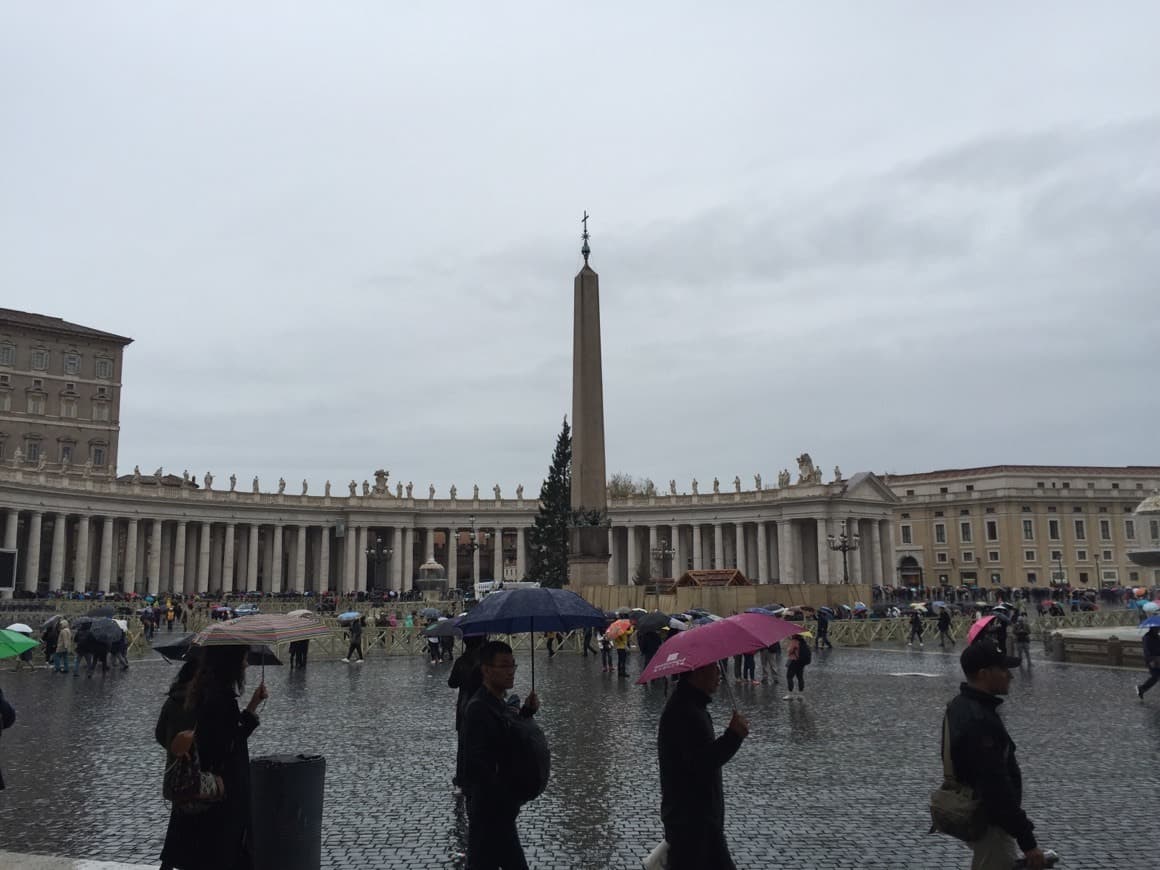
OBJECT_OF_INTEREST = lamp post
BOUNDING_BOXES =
[1093,553,1101,596]
[458,515,487,592]
[651,538,676,594]
[364,535,393,592]
[827,529,860,584]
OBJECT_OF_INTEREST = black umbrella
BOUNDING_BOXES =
[87,606,116,618]
[634,610,671,635]
[89,617,124,646]
[423,618,464,639]
[152,632,281,666]
[419,607,442,620]
[41,614,63,631]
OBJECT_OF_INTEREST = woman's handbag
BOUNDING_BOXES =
[642,840,670,870]
[163,729,224,814]
[929,715,987,842]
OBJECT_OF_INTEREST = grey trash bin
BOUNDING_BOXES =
[250,754,326,870]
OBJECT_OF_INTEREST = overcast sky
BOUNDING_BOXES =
[2,3,1158,494]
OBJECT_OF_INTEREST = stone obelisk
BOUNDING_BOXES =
[569,214,611,586]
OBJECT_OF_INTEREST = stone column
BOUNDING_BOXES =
[197,523,211,593]
[218,524,233,593]
[607,528,617,585]
[735,523,746,575]
[318,527,331,593]
[492,528,504,580]
[815,518,830,584]
[692,525,703,570]
[626,526,638,583]
[387,527,401,590]
[99,515,115,593]
[713,523,724,570]
[147,519,162,595]
[210,525,224,592]
[881,519,895,586]
[471,536,481,585]
[869,521,882,587]
[173,521,188,594]
[848,518,863,585]
[270,525,283,593]
[447,528,459,588]
[159,524,172,593]
[402,527,414,590]
[294,525,306,592]
[648,526,659,577]
[124,519,139,594]
[74,515,90,589]
[756,522,769,582]
[778,520,797,583]
[356,526,368,591]
[246,525,259,592]
[516,527,527,580]
[23,511,43,592]
[342,526,356,593]
[3,509,17,551]
[49,513,66,591]
[425,527,436,563]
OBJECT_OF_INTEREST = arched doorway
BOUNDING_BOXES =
[899,555,923,592]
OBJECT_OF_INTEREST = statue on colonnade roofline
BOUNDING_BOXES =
[450,484,457,499]
[373,469,390,494]
[364,480,372,497]
[349,480,358,497]
[712,477,720,494]
[229,473,237,491]
[795,453,816,484]
[396,482,403,498]
[154,467,164,481]
[777,469,791,488]
[302,479,308,496]
[691,479,699,495]
[833,465,842,483]
[812,465,824,484]
[669,479,677,495]
[182,469,190,485]
[473,484,480,500]
[277,477,286,494]
[754,474,762,491]
[429,483,436,500]
[324,480,331,497]
[516,484,523,500]
[734,476,741,493]
[204,471,213,490]
[252,476,260,493]
[132,465,141,483]
[493,484,501,500]
[405,481,413,499]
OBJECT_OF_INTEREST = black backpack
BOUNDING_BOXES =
[498,711,551,804]
[798,642,812,666]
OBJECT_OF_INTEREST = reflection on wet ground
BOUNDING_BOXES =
[1,645,1156,868]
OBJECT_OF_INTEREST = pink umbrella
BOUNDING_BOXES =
[966,615,996,645]
[636,612,801,685]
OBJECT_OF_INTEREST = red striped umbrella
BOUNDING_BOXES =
[193,614,331,647]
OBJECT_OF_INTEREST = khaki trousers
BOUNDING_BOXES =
[969,825,1020,869]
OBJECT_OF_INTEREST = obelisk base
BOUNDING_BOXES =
[569,556,610,587]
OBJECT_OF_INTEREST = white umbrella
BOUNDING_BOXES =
[5,623,33,634]
[114,619,128,632]
[286,609,312,618]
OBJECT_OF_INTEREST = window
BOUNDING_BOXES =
[959,508,970,516]
[92,402,110,422]
[960,522,972,542]
[0,374,7,385]
[906,489,915,496]
[1112,483,1120,489]
[1021,505,1031,512]
[1036,481,1045,489]
[1077,549,1087,561]
[0,343,13,366]
[1152,520,1160,542]
[31,348,48,370]
[990,573,1001,585]
[962,551,974,563]
[24,441,41,462]
[27,394,45,415]
[935,523,946,544]
[1047,505,1057,513]
[985,520,998,541]
[1048,519,1060,540]
[1026,571,1037,584]
[1102,549,1113,561]
[1074,519,1086,540]
[91,445,106,466]
[1126,520,1136,540]
[64,353,80,374]
[988,550,1000,562]
[938,574,949,584]
[900,512,910,519]
[1050,549,1062,561]
[936,551,948,563]
[939,487,948,494]
[1130,571,1139,583]
[900,525,913,545]
[985,506,995,514]
[1022,519,1034,541]
[59,443,72,464]
[966,485,974,492]
[1079,571,1089,584]
[0,392,8,412]
[63,382,76,393]
[96,386,108,398]
[32,378,43,389]
[1024,550,1036,562]
[1098,506,1108,513]
[934,510,944,517]
[1073,506,1083,513]
[1062,482,1070,489]
[95,358,113,379]
[61,397,77,419]
[1099,519,1111,541]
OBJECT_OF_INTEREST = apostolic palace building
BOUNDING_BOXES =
[1,306,1158,598]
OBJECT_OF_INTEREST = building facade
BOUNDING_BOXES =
[0,308,132,475]
[883,466,1160,590]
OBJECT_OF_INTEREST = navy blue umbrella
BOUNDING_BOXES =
[457,587,606,688]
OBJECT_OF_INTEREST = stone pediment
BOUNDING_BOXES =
[841,472,901,504]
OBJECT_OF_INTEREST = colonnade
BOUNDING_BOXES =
[608,516,893,586]
[1,509,533,596]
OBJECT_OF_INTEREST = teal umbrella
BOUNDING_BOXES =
[0,628,39,660]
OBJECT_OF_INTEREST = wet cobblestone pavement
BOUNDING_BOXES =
[1,644,1156,869]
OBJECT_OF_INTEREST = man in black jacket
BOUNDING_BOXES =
[943,643,1045,869]
[460,640,539,870]
[449,635,485,787]
[658,662,749,869]
[0,685,15,791]
[1136,626,1160,698]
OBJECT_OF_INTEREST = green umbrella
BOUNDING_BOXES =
[0,628,39,660]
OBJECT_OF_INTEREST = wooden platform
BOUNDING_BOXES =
[1048,625,1149,666]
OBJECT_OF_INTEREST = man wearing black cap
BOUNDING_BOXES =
[941,643,1045,869]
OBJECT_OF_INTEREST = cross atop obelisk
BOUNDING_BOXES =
[569,213,610,585]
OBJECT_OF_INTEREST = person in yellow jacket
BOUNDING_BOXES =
[613,627,633,678]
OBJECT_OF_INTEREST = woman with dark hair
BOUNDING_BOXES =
[159,646,268,870]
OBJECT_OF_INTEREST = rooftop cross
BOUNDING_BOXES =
[581,210,591,263]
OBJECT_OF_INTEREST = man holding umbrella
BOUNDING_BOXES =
[1136,623,1160,699]
[658,661,749,868]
